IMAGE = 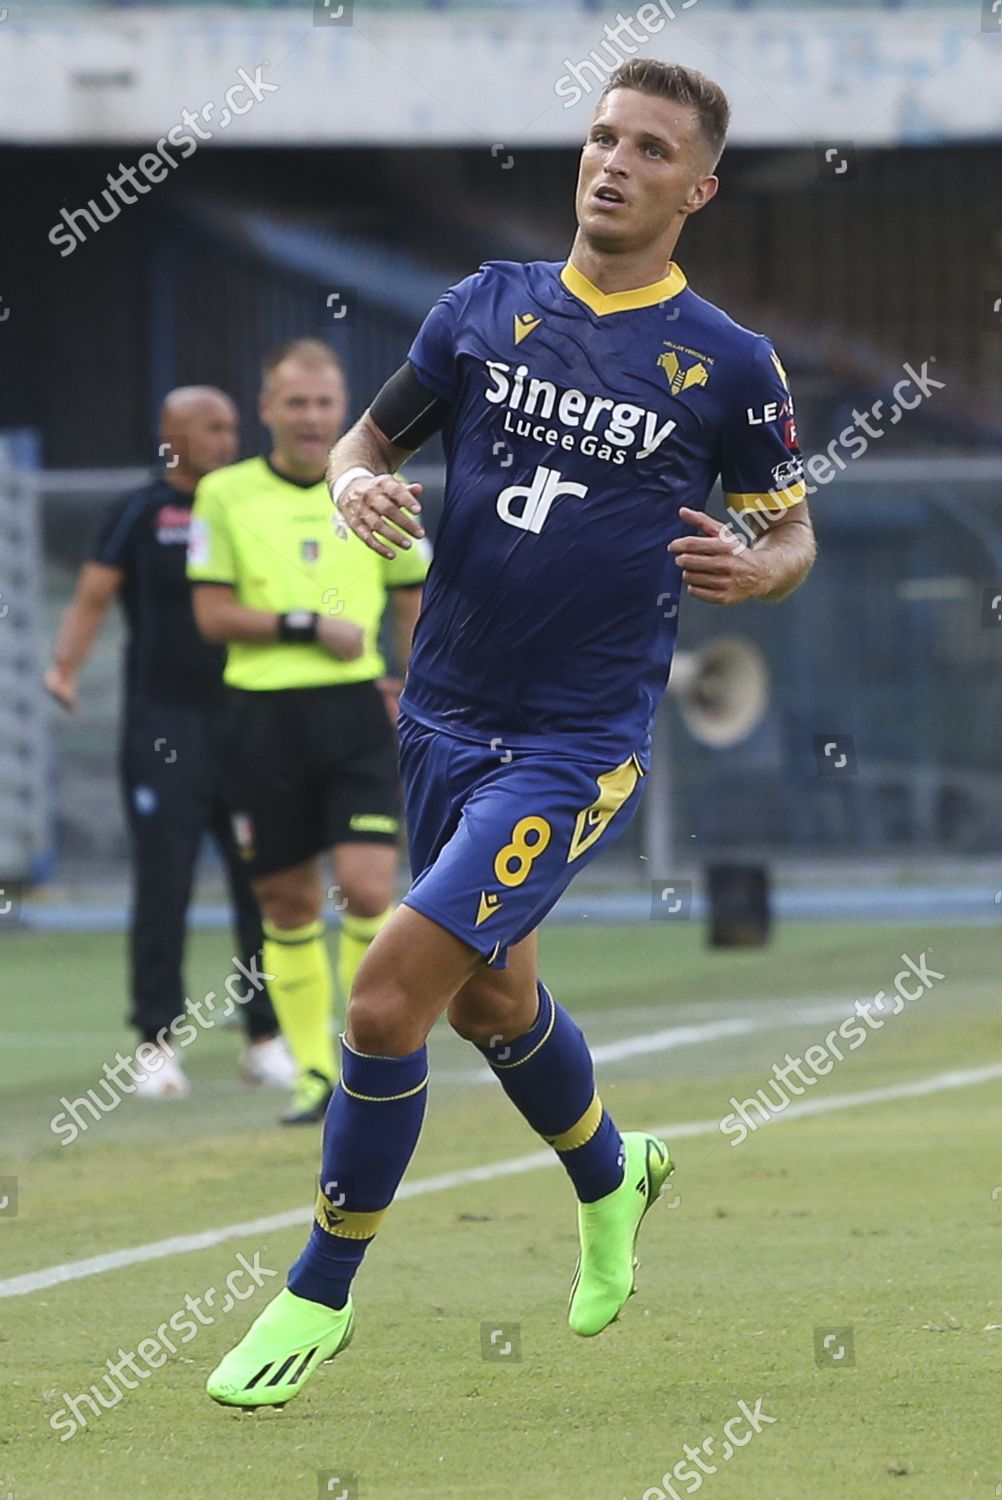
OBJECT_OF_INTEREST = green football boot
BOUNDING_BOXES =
[568,1132,673,1338]
[206,1287,354,1408]
[280,1069,334,1126]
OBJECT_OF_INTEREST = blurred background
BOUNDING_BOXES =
[2,0,1001,932]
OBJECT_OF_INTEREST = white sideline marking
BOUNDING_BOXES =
[3,1061,1000,1302]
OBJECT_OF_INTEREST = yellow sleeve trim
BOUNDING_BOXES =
[724,482,807,514]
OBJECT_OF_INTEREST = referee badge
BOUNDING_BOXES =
[301,539,320,564]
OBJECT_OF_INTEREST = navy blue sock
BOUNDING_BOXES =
[288,1038,429,1310]
[478,981,624,1204]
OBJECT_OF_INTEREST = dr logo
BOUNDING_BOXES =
[496,464,587,534]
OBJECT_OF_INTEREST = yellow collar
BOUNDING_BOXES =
[560,260,687,316]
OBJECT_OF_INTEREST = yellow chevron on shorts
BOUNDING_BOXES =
[476,890,503,927]
[567,753,644,864]
[314,1186,388,1241]
[544,1092,603,1152]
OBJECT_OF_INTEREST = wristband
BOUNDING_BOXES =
[278,610,319,643]
[331,466,376,507]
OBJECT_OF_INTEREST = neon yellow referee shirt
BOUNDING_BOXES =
[187,456,429,692]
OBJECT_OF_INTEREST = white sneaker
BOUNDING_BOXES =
[134,1042,191,1099]
[240,1035,298,1089]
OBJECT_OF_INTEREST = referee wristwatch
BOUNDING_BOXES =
[278,610,319,643]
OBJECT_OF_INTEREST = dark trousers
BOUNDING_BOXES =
[120,694,277,1044]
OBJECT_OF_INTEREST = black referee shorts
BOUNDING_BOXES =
[224,680,401,879]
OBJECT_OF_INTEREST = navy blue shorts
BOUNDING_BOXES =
[397,710,647,968]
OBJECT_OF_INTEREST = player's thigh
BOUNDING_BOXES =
[330,840,398,917]
[448,929,539,1045]
[346,901,485,1055]
[404,749,646,970]
[396,710,470,882]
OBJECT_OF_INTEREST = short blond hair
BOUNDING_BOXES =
[262,338,344,383]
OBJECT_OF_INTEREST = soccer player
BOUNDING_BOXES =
[45,386,291,1098]
[188,340,428,1125]
[207,59,815,1404]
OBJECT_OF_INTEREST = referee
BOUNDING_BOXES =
[45,386,292,1098]
[188,340,428,1125]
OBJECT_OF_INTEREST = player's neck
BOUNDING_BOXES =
[567,233,680,296]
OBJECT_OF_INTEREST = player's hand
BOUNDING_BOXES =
[316,615,365,661]
[44,662,78,712]
[335,475,424,561]
[669,507,769,606]
[375,675,403,728]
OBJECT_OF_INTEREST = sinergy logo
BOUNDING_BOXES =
[485,361,676,465]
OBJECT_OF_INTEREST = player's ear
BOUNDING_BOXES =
[681,173,719,218]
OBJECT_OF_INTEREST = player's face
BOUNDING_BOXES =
[260,360,348,477]
[182,397,239,479]
[576,90,717,255]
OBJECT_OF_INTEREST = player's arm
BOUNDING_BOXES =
[670,502,815,605]
[190,584,280,644]
[188,481,362,659]
[191,583,363,661]
[328,365,448,561]
[332,278,466,558]
[671,338,815,606]
[45,562,123,711]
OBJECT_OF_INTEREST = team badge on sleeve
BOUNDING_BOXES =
[187,515,210,568]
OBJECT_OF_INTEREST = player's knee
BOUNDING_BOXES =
[346,982,418,1055]
[448,982,533,1047]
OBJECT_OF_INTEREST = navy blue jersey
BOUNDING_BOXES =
[400,258,805,766]
[92,478,226,705]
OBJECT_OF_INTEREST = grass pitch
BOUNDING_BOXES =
[2,919,1001,1499]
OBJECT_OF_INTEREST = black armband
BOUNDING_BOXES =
[278,610,319,643]
[369,362,450,450]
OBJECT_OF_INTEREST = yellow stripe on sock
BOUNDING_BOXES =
[337,905,394,1007]
[261,919,336,1081]
[340,907,394,943]
[545,1092,603,1152]
[491,988,556,1071]
[339,1073,429,1104]
[262,918,325,947]
[314,1186,387,1242]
